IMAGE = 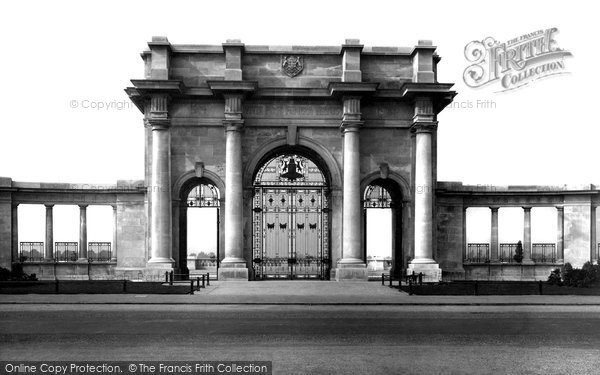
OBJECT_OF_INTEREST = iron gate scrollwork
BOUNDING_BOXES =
[253,154,330,280]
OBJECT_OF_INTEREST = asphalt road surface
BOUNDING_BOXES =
[1,305,600,374]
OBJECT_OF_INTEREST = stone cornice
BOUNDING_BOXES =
[328,82,379,98]
[400,82,456,114]
[207,80,258,96]
[125,80,455,113]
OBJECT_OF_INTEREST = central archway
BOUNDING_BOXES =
[251,147,331,280]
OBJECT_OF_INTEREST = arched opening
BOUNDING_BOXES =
[363,178,403,279]
[179,179,220,278]
[251,147,330,280]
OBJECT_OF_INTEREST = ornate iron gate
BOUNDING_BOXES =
[252,154,329,280]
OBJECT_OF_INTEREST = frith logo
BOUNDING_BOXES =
[463,28,572,92]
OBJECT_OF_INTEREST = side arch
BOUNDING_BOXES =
[361,170,412,278]
[172,169,226,202]
[360,171,411,203]
[171,169,226,274]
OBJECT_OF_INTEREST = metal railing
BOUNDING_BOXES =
[55,242,78,262]
[465,243,490,263]
[532,243,556,263]
[88,242,112,262]
[19,242,44,262]
[499,243,517,263]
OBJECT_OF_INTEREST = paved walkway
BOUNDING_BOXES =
[2,281,600,305]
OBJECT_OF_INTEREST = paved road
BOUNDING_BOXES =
[1,305,600,374]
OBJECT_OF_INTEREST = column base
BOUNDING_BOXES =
[218,263,248,281]
[335,263,368,281]
[218,258,248,280]
[407,262,441,282]
[146,258,175,278]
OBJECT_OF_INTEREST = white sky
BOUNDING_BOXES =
[0,0,597,185]
[2,1,598,248]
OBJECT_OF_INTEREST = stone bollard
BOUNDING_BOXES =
[206,273,210,286]
[190,279,194,294]
[202,274,205,288]
[381,273,385,286]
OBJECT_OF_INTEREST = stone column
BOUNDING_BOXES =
[556,205,564,263]
[44,204,54,261]
[77,205,88,262]
[11,203,18,264]
[219,94,248,280]
[522,206,533,263]
[462,206,467,261]
[336,96,367,281]
[147,94,174,270]
[408,98,441,281]
[591,205,597,263]
[490,206,499,261]
[111,204,117,262]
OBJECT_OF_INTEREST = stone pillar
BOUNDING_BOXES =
[408,97,441,281]
[556,205,564,263]
[77,205,88,262]
[44,204,54,261]
[111,204,117,262]
[219,94,248,280]
[490,206,499,261]
[591,205,597,263]
[522,206,533,263]
[336,96,367,281]
[147,94,174,270]
[11,203,18,264]
[462,206,467,261]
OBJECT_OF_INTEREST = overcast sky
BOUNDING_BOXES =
[1,0,597,186]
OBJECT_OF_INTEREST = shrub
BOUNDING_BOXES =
[0,265,38,281]
[513,241,524,263]
[547,268,562,286]
[559,262,600,288]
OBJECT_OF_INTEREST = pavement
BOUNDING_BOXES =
[2,280,600,305]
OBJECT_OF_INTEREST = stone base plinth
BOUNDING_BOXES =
[335,264,368,281]
[218,265,248,280]
[407,262,442,282]
[145,259,175,279]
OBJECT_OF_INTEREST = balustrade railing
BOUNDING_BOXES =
[532,243,556,263]
[499,243,517,263]
[465,243,490,263]
[55,242,78,262]
[88,242,112,262]
[19,242,44,262]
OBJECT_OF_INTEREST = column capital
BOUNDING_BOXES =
[411,122,438,134]
[148,94,170,119]
[111,204,117,210]
[340,120,363,133]
[555,205,564,211]
[145,117,171,130]
[522,205,532,211]
[78,204,88,209]
[44,204,54,209]
[224,119,244,132]
[11,202,19,208]
[490,205,500,211]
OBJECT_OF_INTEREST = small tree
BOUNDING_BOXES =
[513,240,524,263]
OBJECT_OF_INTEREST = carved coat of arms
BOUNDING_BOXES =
[281,56,304,77]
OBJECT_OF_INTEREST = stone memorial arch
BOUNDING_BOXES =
[3,37,595,282]
[125,37,455,281]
